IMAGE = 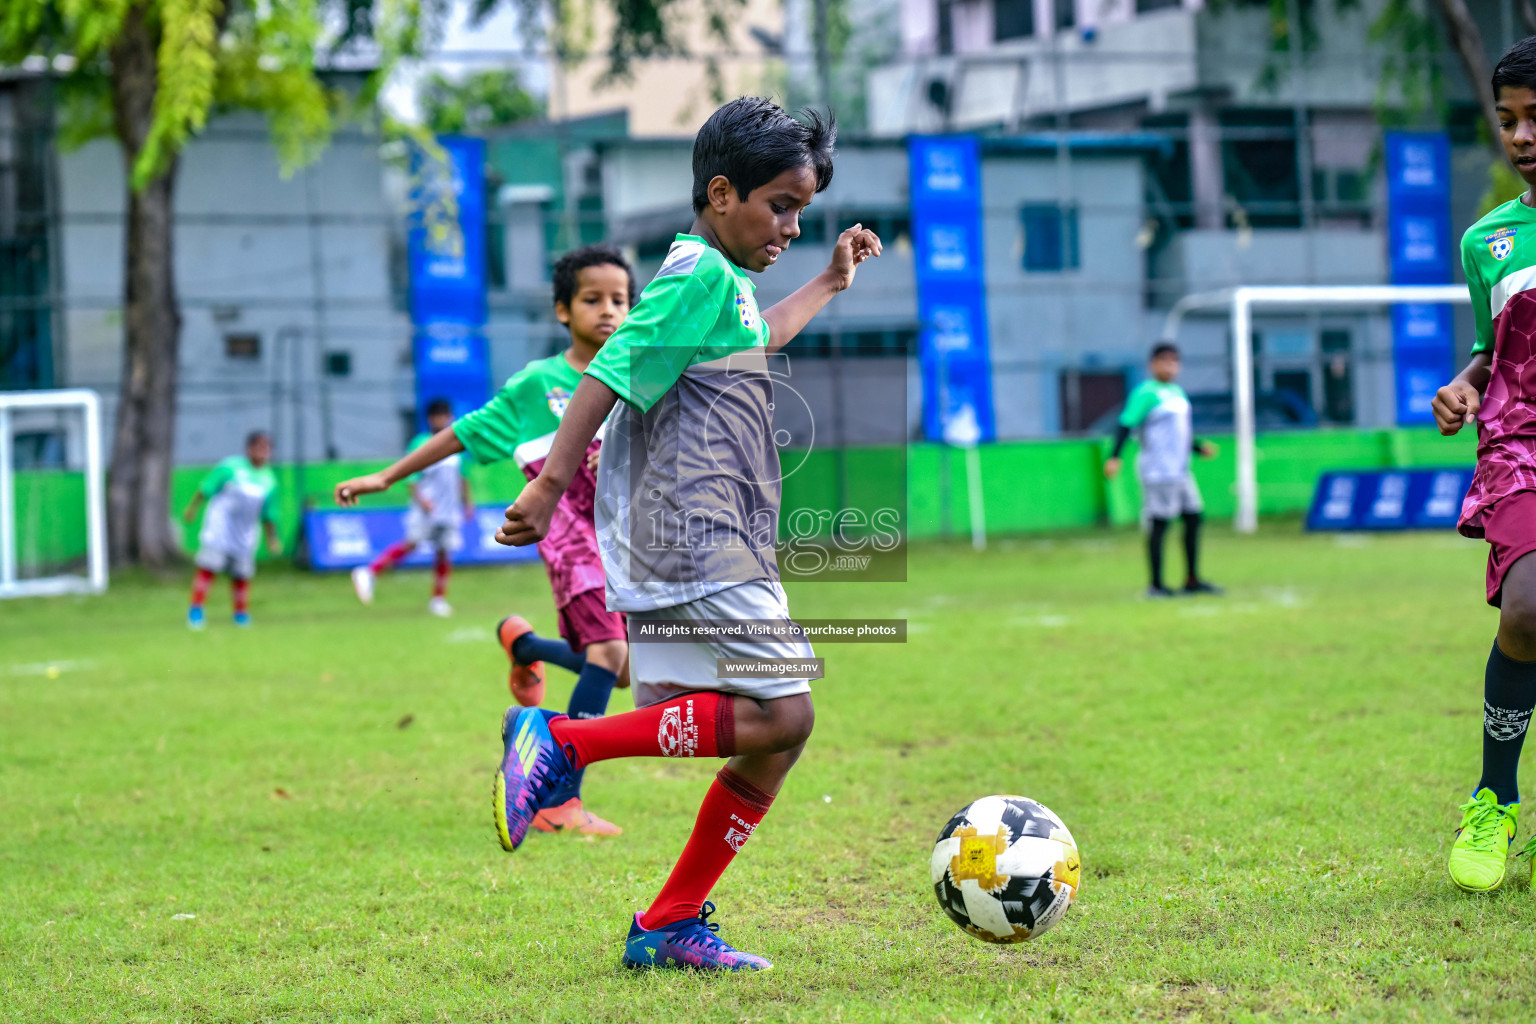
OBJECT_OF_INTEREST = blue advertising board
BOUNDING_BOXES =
[1385,132,1455,426]
[304,505,542,572]
[408,136,490,429]
[1305,468,1472,531]
[908,136,996,445]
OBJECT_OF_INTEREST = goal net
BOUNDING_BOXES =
[1161,284,1471,533]
[0,389,108,598]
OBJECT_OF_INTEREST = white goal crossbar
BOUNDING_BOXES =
[1160,285,1471,534]
[0,389,108,598]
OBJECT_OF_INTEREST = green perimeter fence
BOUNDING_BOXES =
[10,427,1477,573]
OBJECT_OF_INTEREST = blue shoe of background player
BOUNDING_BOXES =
[187,606,206,630]
[621,902,773,972]
[232,611,252,627]
[493,706,572,852]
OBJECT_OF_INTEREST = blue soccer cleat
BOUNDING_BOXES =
[233,611,252,627]
[493,707,573,852]
[187,606,206,630]
[621,902,773,972]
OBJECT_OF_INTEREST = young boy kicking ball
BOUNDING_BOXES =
[336,244,637,836]
[494,97,881,971]
[1437,35,1536,892]
[351,398,473,617]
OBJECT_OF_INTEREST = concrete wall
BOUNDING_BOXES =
[57,114,410,465]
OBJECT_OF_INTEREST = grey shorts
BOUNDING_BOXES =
[1141,476,1203,521]
[627,581,815,708]
[195,545,256,580]
[404,511,462,552]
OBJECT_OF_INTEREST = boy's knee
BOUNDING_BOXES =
[761,693,814,750]
[585,640,626,672]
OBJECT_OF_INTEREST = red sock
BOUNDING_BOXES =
[232,578,250,615]
[432,550,450,597]
[190,568,215,608]
[550,692,736,767]
[640,767,775,930]
[370,541,412,574]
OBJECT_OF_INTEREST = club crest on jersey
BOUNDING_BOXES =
[736,291,759,331]
[547,387,572,417]
[1487,227,1517,261]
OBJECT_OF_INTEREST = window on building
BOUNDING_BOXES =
[1021,204,1080,272]
[789,329,917,358]
[1054,0,1075,31]
[1135,0,1182,11]
[1220,109,1300,228]
[324,351,352,377]
[1059,370,1127,433]
[994,0,1034,40]
[224,332,260,360]
[938,0,955,53]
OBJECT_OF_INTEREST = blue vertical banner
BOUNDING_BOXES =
[1385,131,1454,426]
[408,136,490,427]
[908,136,996,445]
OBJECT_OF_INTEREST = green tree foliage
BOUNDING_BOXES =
[418,68,543,135]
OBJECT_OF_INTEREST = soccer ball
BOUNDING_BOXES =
[930,795,1080,943]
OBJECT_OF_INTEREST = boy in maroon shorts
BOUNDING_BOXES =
[336,244,636,836]
[1434,36,1536,892]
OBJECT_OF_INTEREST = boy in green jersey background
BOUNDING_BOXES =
[1105,342,1220,598]
[183,430,281,629]
[494,97,882,971]
[1434,36,1536,893]
[336,244,636,837]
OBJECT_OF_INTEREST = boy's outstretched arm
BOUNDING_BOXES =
[764,224,882,354]
[334,427,466,505]
[1433,352,1493,436]
[497,376,619,545]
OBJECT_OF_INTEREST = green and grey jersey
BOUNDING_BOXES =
[585,234,777,612]
[1120,380,1193,484]
[197,456,278,558]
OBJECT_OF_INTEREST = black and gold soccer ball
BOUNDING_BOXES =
[930,795,1080,943]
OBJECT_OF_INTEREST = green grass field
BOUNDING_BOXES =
[2,523,1532,1022]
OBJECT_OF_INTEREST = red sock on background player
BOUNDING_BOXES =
[189,568,215,609]
[369,541,412,575]
[432,550,450,598]
[232,578,250,615]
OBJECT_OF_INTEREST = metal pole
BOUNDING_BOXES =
[1232,289,1258,534]
[965,444,986,551]
[83,391,107,592]
[0,405,14,587]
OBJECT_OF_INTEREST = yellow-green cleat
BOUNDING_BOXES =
[1448,788,1519,893]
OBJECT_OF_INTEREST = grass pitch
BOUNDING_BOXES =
[1,522,1531,1022]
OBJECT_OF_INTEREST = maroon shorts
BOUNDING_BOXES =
[1484,490,1536,607]
[557,589,627,653]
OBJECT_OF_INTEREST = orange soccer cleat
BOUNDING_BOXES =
[497,615,546,707]
[531,797,623,836]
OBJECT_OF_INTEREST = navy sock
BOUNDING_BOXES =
[1477,640,1536,805]
[547,662,619,804]
[1147,518,1169,590]
[511,631,585,674]
[1181,512,1202,586]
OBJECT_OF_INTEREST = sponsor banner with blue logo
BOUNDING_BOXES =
[304,505,542,571]
[408,136,490,429]
[909,136,996,445]
[1305,468,1473,531]
[1385,132,1454,426]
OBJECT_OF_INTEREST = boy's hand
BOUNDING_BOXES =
[1197,441,1218,458]
[497,476,560,546]
[827,224,882,291]
[1103,457,1122,480]
[182,506,197,524]
[335,473,389,506]
[1432,380,1482,436]
[586,446,601,473]
[266,536,283,557]
[419,497,436,514]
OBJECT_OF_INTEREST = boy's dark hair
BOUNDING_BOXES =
[552,244,635,309]
[245,430,269,448]
[1493,36,1536,100]
[1151,342,1179,360]
[691,97,836,214]
[425,398,453,419]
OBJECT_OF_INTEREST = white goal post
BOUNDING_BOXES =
[0,389,108,598]
[1160,284,1472,534]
